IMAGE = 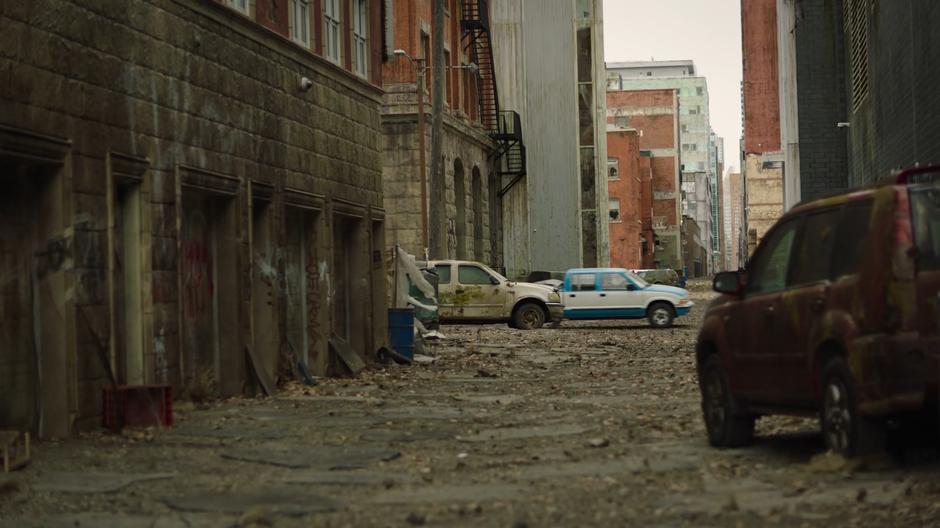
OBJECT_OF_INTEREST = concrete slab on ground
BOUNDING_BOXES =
[163,490,342,515]
[220,445,401,469]
[32,472,177,493]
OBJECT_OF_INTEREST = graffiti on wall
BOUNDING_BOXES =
[153,332,168,384]
[181,210,213,318]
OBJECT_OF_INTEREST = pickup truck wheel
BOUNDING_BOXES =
[512,302,546,330]
[701,355,755,447]
[820,358,884,457]
[647,302,675,328]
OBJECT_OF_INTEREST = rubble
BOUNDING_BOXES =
[1,289,938,527]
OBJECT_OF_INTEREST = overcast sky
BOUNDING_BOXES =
[602,0,743,174]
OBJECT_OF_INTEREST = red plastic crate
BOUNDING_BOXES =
[103,385,173,430]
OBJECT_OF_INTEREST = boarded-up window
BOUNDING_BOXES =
[609,198,621,221]
[844,0,870,112]
[607,158,619,179]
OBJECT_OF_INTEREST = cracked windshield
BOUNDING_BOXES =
[1,0,939,526]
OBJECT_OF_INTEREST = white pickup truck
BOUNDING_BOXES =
[560,268,693,328]
[429,260,563,330]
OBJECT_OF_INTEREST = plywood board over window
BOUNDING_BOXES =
[106,152,152,388]
[249,185,279,391]
[0,126,72,438]
[176,166,242,399]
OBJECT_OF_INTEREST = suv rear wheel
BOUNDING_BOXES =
[701,355,755,447]
[647,302,675,328]
[820,358,884,457]
[512,302,546,330]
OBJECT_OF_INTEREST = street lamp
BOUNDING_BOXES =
[393,49,430,252]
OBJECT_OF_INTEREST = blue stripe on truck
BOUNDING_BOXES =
[563,308,647,319]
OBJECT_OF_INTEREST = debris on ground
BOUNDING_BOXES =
[1,287,937,527]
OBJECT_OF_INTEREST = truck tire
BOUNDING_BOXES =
[512,302,546,330]
[647,302,675,328]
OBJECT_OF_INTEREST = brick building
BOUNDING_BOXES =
[382,0,506,265]
[607,61,719,274]
[0,0,388,436]
[606,128,654,270]
[741,0,785,246]
[606,89,683,271]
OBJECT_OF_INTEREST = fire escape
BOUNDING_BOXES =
[460,0,526,197]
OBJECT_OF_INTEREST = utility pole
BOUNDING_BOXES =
[428,0,446,259]
[392,49,429,255]
[417,66,428,252]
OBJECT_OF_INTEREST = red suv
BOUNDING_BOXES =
[697,168,940,456]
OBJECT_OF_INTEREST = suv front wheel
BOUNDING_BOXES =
[701,355,755,447]
[820,358,884,457]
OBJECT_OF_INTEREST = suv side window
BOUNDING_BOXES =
[746,219,798,296]
[601,273,631,290]
[435,264,452,284]
[571,273,597,291]
[790,208,840,286]
[831,201,874,279]
[458,265,494,285]
[911,188,940,270]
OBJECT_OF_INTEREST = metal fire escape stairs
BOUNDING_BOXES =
[460,0,526,198]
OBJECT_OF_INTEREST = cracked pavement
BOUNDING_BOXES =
[2,287,939,527]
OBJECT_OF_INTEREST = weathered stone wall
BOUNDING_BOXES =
[0,0,387,435]
[380,93,496,265]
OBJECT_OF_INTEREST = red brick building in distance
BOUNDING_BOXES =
[606,89,682,270]
[741,0,786,245]
[606,129,654,269]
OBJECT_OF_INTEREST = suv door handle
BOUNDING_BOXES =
[599,293,607,297]
[456,288,465,294]
[811,298,826,312]
[764,306,775,318]
[569,294,576,298]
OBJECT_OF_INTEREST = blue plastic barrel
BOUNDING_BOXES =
[388,308,416,360]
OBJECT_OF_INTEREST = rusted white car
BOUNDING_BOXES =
[429,260,563,330]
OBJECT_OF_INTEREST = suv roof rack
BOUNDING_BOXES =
[894,165,940,185]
